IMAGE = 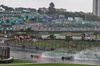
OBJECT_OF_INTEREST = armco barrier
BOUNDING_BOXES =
[0,56,14,63]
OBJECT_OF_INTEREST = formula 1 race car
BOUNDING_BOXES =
[30,54,42,58]
[61,55,74,60]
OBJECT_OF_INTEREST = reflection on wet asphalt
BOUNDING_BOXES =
[10,51,100,65]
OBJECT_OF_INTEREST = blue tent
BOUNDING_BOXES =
[19,20,23,24]
[57,34,60,36]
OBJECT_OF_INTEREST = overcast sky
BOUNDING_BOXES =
[0,0,93,12]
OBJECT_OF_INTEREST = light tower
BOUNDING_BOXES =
[93,0,100,16]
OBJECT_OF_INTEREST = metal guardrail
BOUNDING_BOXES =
[0,56,14,63]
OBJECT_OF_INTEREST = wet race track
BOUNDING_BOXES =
[10,50,100,65]
[0,43,100,65]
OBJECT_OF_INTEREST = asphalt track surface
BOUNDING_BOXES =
[0,43,100,65]
[8,51,100,65]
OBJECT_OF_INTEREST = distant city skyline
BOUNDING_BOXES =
[0,0,93,12]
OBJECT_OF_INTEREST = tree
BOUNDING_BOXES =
[50,2,55,8]
[20,29,24,32]
[26,28,32,32]
[14,34,19,37]
[22,34,27,36]
[15,7,37,12]
[81,33,85,40]
[31,8,37,12]
[50,35,54,40]
[30,35,34,38]
[38,8,44,14]
[26,28,32,34]
[48,2,56,14]
[1,4,14,11]
[65,36,72,43]
[94,32,98,40]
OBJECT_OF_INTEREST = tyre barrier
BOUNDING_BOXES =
[0,56,14,63]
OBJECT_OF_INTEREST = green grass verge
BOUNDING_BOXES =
[2,63,97,66]
[12,59,36,63]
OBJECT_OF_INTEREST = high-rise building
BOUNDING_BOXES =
[93,0,100,16]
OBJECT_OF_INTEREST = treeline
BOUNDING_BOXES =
[1,4,100,22]
[0,4,36,12]
[15,7,36,12]
[58,11,100,22]
[39,8,100,22]
[38,2,100,22]
[1,4,14,11]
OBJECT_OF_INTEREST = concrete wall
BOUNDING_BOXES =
[0,37,9,43]
[0,30,96,34]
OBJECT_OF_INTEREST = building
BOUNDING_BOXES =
[39,7,67,13]
[0,7,5,12]
[93,0,100,16]
[39,7,48,13]
[56,8,66,12]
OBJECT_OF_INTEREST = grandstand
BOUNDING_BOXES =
[0,12,100,31]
